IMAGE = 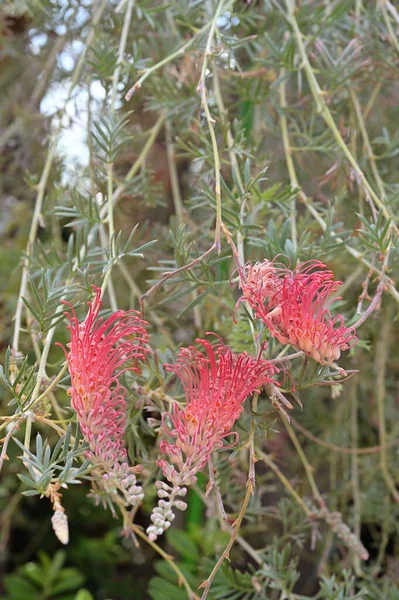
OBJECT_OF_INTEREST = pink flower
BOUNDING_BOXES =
[147,336,277,541]
[159,337,278,485]
[60,287,149,469]
[239,260,357,366]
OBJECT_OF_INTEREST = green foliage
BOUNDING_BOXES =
[22,271,80,335]
[316,571,367,599]
[15,427,90,496]
[92,113,133,164]
[2,551,86,600]
[1,0,399,598]
[0,348,36,409]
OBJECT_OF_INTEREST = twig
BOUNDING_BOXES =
[352,240,391,329]
[165,120,202,329]
[350,88,387,202]
[260,451,312,517]
[271,56,399,305]
[12,0,108,354]
[356,259,375,315]
[99,0,136,305]
[111,0,135,107]
[35,416,70,437]
[290,416,399,455]
[350,379,363,575]
[279,68,297,251]
[282,415,326,509]
[199,479,254,600]
[260,450,368,560]
[23,363,67,411]
[352,278,385,329]
[125,22,212,100]
[117,262,175,345]
[140,244,216,305]
[385,0,399,25]
[298,192,399,304]
[379,0,399,54]
[212,66,246,264]
[285,0,398,233]
[375,307,399,503]
[102,112,167,217]
[0,420,22,475]
[130,522,199,599]
[99,224,118,311]
[197,0,232,251]
[268,351,304,364]
[207,458,227,520]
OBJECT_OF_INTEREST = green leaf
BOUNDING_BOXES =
[3,574,40,600]
[51,569,85,595]
[165,529,199,561]
[73,591,94,600]
[148,577,188,600]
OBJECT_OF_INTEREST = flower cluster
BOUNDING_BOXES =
[61,257,356,543]
[239,260,357,366]
[147,338,277,541]
[61,287,149,507]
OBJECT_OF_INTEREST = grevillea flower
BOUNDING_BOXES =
[239,260,357,366]
[147,337,277,541]
[60,287,149,508]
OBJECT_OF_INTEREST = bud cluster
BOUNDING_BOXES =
[324,511,369,561]
[147,480,188,542]
[102,463,144,507]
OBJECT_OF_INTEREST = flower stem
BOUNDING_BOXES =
[199,478,254,600]
[130,522,199,600]
[197,0,232,251]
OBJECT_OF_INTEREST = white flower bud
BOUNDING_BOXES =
[51,510,69,545]
[157,490,169,498]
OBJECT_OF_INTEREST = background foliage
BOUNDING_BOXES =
[0,0,398,598]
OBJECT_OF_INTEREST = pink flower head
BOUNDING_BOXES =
[240,260,357,366]
[60,287,149,468]
[158,337,277,485]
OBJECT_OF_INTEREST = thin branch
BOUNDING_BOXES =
[290,416,399,455]
[0,420,22,475]
[111,0,135,107]
[350,379,363,575]
[140,243,216,305]
[207,457,227,520]
[375,307,399,503]
[285,0,398,233]
[125,22,212,100]
[12,0,108,353]
[279,69,298,251]
[130,522,199,600]
[102,112,167,217]
[166,120,202,329]
[199,479,254,600]
[197,0,232,251]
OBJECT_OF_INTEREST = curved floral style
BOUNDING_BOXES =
[147,337,278,541]
[239,260,357,366]
[60,287,149,508]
